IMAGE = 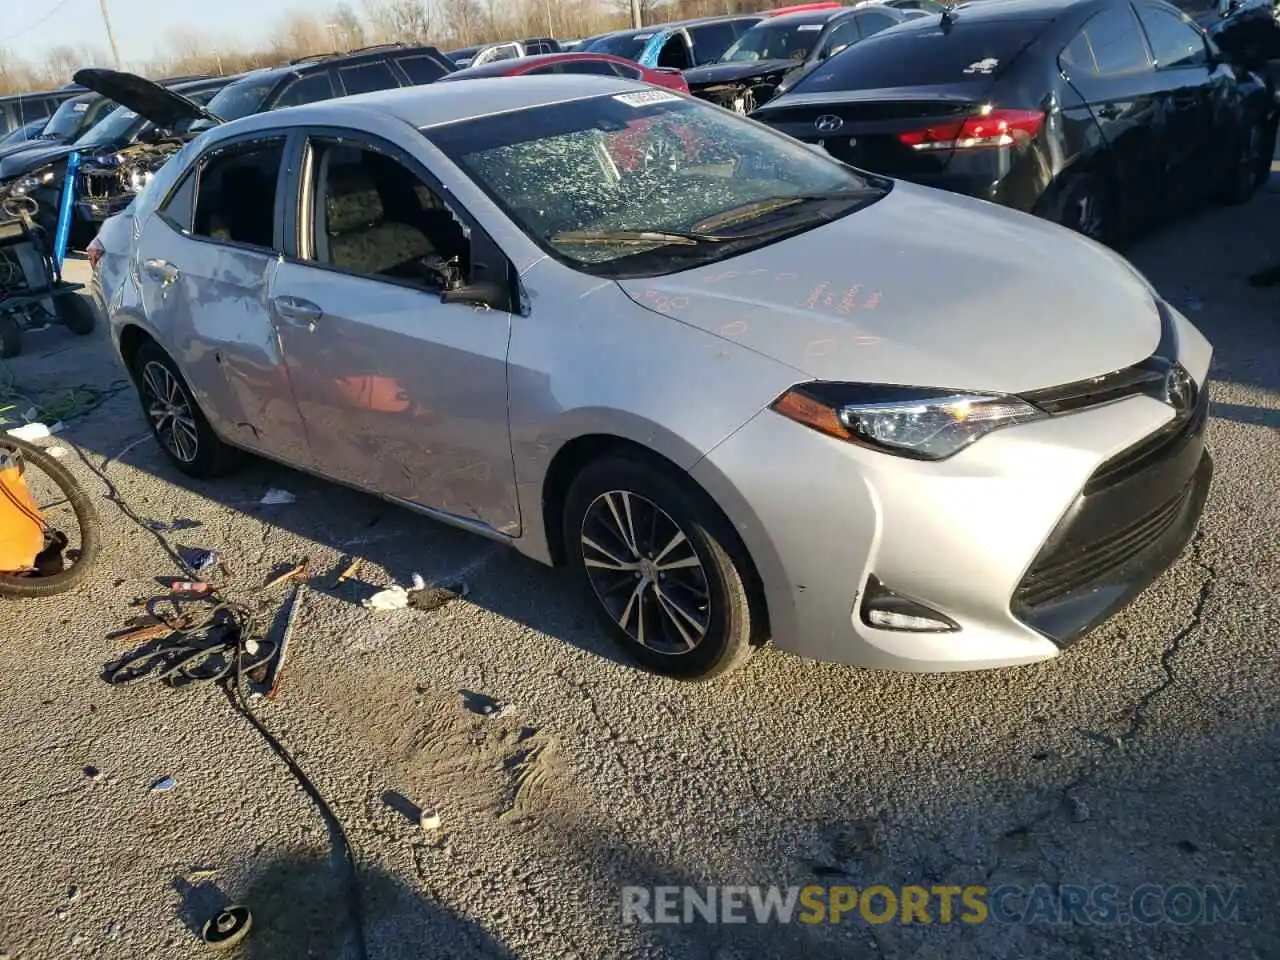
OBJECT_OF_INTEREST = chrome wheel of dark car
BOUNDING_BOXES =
[141,360,199,463]
[580,490,711,655]
[1238,121,1268,194]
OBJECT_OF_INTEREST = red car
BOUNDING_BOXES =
[436,52,690,93]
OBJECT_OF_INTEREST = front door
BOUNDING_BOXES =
[269,134,520,534]
[133,134,312,468]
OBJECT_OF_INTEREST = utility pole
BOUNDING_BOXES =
[98,0,122,69]
[630,0,643,28]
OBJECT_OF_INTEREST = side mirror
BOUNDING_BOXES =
[440,280,506,309]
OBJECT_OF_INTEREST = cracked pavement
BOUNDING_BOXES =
[0,178,1277,959]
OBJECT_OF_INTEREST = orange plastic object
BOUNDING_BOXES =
[0,448,45,573]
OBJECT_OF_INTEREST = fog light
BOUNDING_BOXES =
[859,576,959,633]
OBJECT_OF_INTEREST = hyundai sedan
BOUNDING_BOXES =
[94,76,1213,680]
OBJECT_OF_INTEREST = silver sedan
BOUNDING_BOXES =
[92,75,1214,680]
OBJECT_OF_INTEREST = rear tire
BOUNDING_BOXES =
[1053,172,1113,246]
[131,341,239,478]
[0,314,20,359]
[1216,115,1275,206]
[563,455,764,681]
[54,292,96,336]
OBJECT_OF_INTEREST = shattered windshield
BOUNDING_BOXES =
[720,19,828,62]
[74,105,144,148]
[42,96,112,139]
[427,90,885,278]
[581,31,655,61]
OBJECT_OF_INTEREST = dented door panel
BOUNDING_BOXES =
[134,219,312,467]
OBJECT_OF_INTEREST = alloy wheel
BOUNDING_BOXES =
[1073,190,1103,240]
[1238,123,1266,195]
[579,490,711,655]
[140,361,199,464]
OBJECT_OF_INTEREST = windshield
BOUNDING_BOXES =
[582,31,655,60]
[74,104,144,148]
[721,19,828,62]
[427,91,883,278]
[42,96,109,139]
[201,75,275,125]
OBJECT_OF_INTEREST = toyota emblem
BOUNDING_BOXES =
[814,114,844,133]
[1163,365,1194,415]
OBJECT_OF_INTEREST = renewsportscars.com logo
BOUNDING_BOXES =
[621,884,1246,926]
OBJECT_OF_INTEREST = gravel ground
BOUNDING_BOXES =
[0,179,1277,960]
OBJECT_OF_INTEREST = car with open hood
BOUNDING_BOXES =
[97,75,1213,681]
[683,6,910,112]
[0,73,229,245]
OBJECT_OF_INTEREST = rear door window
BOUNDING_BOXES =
[396,55,450,84]
[338,61,401,96]
[1060,7,1152,78]
[854,11,902,37]
[793,20,1046,91]
[273,72,336,109]
[1135,5,1209,67]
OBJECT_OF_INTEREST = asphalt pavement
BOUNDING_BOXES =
[0,180,1277,960]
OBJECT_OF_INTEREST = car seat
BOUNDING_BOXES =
[323,170,434,277]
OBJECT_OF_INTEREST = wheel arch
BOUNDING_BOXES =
[539,432,771,636]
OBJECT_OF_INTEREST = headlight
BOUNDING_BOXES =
[127,168,156,193]
[770,383,1047,460]
[11,165,56,197]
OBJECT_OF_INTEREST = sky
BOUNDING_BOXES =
[13,0,279,68]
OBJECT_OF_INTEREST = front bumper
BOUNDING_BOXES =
[690,313,1212,672]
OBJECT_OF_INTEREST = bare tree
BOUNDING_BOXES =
[364,0,434,44]
[436,0,485,45]
[329,3,367,50]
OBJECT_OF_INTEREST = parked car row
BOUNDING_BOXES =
[87,66,1219,681]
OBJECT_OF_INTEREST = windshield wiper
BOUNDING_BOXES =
[549,228,728,247]
[691,188,885,233]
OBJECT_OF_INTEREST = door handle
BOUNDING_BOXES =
[143,258,178,283]
[272,295,323,328]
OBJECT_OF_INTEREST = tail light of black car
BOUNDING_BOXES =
[897,107,1044,152]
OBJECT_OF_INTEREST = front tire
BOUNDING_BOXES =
[1054,172,1113,245]
[563,456,763,681]
[1216,115,1275,206]
[131,341,238,478]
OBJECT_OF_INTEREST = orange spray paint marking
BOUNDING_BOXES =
[803,282,830,310]
[720,321,748,337]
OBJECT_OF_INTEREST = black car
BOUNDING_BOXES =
[0,87,117,164]
[751,0,1277,244]
[683,7,910,112]
[0,74,229,244]
[189,42,456,132]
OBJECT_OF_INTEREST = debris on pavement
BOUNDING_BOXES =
[419,809,442,831]
[408,580,469,612]
[149,776,178,793]
[143,518,201,533]
[263,558,309,590]
[362,584,415,611]
[332,555,363,588]
[5,422,53,441]
[66,885,80,902]
[200,905,252,950]
[183,548,219,576]
[46,445,67,458]
[83,765,100,780]
[264,581,305,701]
[259,488,296,505]
[461,690,507,719]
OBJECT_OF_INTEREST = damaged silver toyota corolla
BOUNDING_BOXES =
[94,76,1215,681]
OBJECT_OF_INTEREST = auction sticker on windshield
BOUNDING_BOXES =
[614,90,682,107]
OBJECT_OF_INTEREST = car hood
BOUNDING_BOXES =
[683,59,798,87]
[615,181,1160,394]
[0,137,61,163]
[0,144,76,181]
[72,68,222,129]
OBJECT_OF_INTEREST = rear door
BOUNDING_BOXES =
[1133,3,1223,200]
[754,19,1045,179]
[133,134,312,467]
[1056,4,1163,226]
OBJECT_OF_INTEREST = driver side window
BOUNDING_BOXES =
[307,140,471,292]
[656,35,693,70]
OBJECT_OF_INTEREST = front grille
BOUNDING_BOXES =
[1014,476,1195,609]
[81,169,119,200]
[1086,383,1208,493]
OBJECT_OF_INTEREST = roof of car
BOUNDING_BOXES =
[756,7,852,23]
[949,0,1086,18]
[226,43,448,85]
[441,51,633,80]
[212,73,646,137]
